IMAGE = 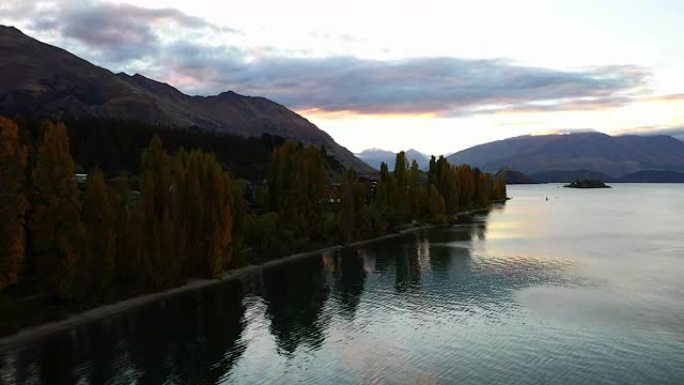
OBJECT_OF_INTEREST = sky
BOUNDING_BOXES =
[2,0,683,155]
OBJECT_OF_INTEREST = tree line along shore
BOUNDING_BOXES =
[0,116,506,335]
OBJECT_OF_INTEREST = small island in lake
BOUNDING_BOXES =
[563,179,611,189]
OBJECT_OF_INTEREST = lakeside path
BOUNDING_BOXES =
[0,205,497,352]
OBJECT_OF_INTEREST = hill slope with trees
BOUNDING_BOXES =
[0,116,506,335]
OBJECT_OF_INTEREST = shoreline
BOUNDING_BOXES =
[0,205,497,351]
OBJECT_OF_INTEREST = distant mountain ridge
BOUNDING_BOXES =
[0,25,373,173]
[529,169,614,183]
[618,170,684,183]
[522,169,684,183]
[447,132,684,180]
[356,148,430,170]
[496,169,538,184]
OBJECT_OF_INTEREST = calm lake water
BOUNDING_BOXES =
[1,184,684,385]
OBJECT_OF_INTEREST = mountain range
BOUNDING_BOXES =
[4,25,683,182]
[356,148,430,170]
[447,132,684,181]
[0,25,373,174]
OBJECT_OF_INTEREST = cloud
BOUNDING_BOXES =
[0,0,238,62]
[614,126,684,141]
[0,0,650,117]
[644,93,684,102]
[162,53,648,116]
[530,128,597,136]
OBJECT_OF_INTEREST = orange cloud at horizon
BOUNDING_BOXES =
[296,108,439,121]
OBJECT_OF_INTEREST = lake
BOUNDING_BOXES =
[1,184,683,385]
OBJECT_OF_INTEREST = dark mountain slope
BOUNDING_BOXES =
[0,25,373,173]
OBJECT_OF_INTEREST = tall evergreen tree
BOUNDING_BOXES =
[0,117,29,291]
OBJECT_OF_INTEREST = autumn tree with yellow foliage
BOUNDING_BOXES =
[0,117,28,291]
[30,122,86,300]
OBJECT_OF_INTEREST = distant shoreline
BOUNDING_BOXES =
[0,205,497,351]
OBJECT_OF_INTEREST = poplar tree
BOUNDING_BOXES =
[376,162,391,209]
[31,121,85,300]
[204,156,235,277]
[340,168,358,242]
[428,155,437,187]
[426,185,447,222]
[268,140,326,246]
[393,151,409,188]
[112,172,137,283]
[82,168,115,293]
[457,164,476,207]
[268,141,299,231]
[379,162,390,183]
[140,135,174,289]
[230,178,245,259]
[305,145,326,239]
[392,152,410,221]
[408,160,421,218]
[0,117,28,291]
[442,166,460,214]
[171,149,194,277]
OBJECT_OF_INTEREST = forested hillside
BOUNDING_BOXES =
[0,117,505,334]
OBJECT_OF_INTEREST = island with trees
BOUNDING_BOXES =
[0,116,506,336]
[563,180,611,188]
